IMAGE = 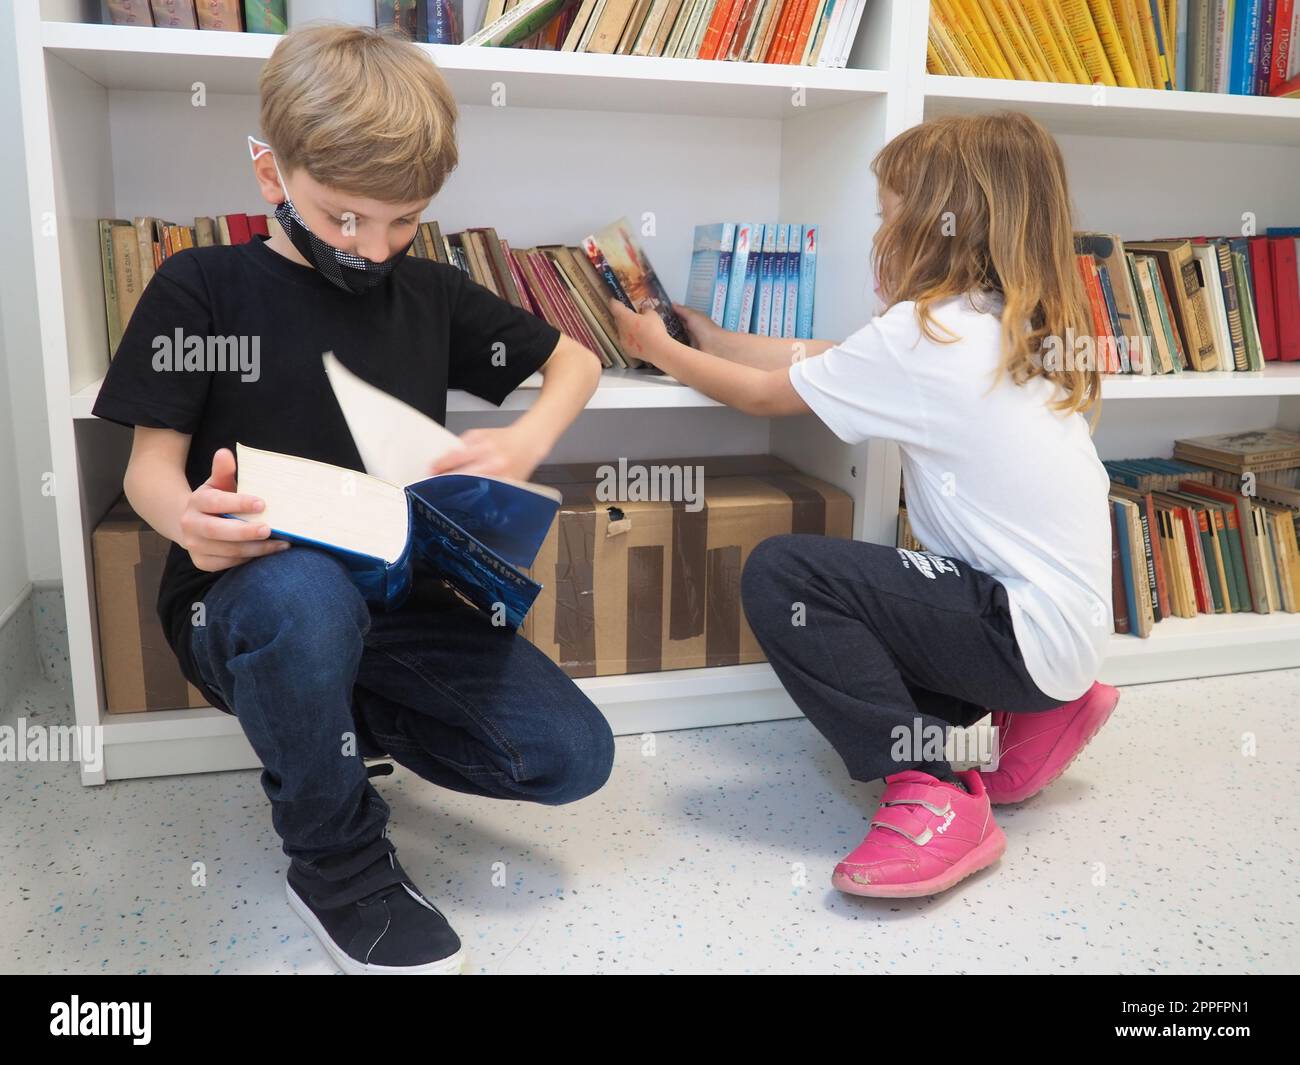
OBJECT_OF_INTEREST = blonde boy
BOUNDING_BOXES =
[93,25,611,975]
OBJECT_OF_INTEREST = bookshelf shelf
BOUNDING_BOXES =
[1101,365,1300,400]
[16,1,1300,784]
[93,663,797,781]
[923,74,1300,147]
[42,21,891,119]
[1101,612,1300,686]
[72,368,727,418]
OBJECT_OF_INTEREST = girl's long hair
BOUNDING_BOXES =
[870,112,1100,424]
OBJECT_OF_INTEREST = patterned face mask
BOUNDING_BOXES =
[247,135,415,295]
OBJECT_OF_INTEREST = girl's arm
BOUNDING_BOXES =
[675,302,839,370]
[611,301,813,417]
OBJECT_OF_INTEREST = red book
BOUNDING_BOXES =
[1248,236,1280,361]
[225,213,252,244]
[699,0,738,60]
[1171,504,1210,615]
[717,0,750,59]
[246,215,269,239]
[1272,0,1295,93]
[1271,236,1300,361]
[1109,505,1129,634]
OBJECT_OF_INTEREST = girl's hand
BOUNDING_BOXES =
[608,298,675,369]
[671,302,719,353]
[427,426,546,481]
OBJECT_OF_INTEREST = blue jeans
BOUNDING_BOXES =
[189,546,615,865]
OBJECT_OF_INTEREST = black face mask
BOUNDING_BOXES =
[249,136,415,295]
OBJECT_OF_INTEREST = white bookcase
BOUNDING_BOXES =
[14,1,1300,784]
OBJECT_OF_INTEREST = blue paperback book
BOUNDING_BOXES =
[223,353,561,628]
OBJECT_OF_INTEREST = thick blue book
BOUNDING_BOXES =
[222,353,561,627]
[226,444,560,627]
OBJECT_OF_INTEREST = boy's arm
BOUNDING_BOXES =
[124,428,195,546]
[431,334,601,479]
[508,335,602,463]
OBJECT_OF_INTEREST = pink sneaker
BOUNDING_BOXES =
[980,681,1120,805]
[831,769,1006,898]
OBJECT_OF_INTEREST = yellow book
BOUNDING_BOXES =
[1160,0,1177,89]
[942,0,1006,79]
[957,0,1016,79]
[934,0,987,77]
[967,2,1029,80]
[1138,0,1172,88]
[1004,0,1057,80]
[1061,0,1116,84]
[1024,0,1077,82]
[1086,0,1139,86]
[931,13,978,77]
[927,34,948,74]
[1041,0,1092,82]
[985,0,1045,80]
[1114,0,1155,87]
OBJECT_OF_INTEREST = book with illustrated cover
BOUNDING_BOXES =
[224,353,561,626]
[582,216,690,345]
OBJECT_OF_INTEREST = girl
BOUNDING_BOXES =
[609,112,1120,899]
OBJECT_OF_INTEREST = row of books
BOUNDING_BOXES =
[684,222,818,338]
[106,2,466,42]
[898,428,1300,636]
[106,0,285,32]
[1071,230,1300,374]
[928,1,1300,97]
[1106,428,1300,634]
[468,0,868,66]
[97,211,702,371]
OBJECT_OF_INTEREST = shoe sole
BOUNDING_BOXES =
[286,880,466,975]
[830,824,1008,899]
[986,689,1120,806]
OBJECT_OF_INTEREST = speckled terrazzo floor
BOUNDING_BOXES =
[2,668,1297,974]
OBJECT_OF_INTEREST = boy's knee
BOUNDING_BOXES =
[536,699,615,805]
[202,546,370,661]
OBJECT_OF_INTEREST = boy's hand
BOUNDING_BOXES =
[428,426,546,482]
[181,447,290,572]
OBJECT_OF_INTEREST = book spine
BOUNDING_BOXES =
[769,223,788,339]
[795,223,817,339]
[784,223,802,338]
[722,223,753,332]
[737,223,764,333]
[1110,503,1130,633]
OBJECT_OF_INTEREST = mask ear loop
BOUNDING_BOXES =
[248,136,289,202]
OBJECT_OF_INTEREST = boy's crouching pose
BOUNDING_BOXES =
[92,25,612,974]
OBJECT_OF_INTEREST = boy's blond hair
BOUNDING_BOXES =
[259,23,459,203]
[871,112,1100,424]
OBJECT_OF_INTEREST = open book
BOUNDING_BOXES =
[223,353,561,627]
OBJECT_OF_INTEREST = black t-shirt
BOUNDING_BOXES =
[92,234,561,715]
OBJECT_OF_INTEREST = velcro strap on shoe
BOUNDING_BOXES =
[310,836,395,883]
[311,862,411,910]
[870,803,934,845]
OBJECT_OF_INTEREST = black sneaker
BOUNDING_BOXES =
[285,824,464,975]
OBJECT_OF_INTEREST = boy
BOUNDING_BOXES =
[92,25,612,974]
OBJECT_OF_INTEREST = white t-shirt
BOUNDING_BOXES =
[788,292,1112,702]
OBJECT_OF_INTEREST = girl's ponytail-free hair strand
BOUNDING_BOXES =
[870,112,1101,425]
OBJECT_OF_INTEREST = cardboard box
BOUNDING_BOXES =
[521,455,853,678]
[91,496,207,713]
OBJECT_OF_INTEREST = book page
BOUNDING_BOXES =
[231,443,410,563]
[322,351,467,488]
